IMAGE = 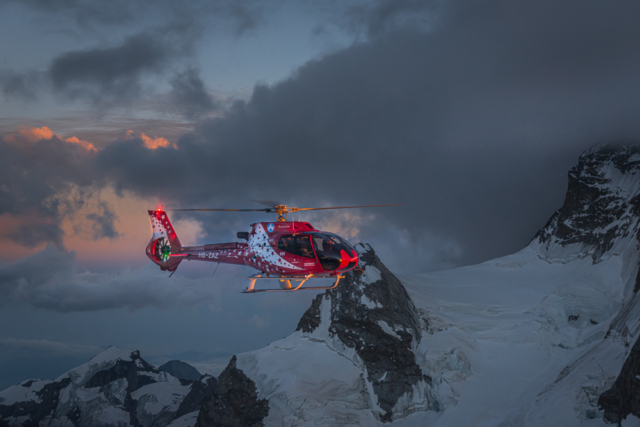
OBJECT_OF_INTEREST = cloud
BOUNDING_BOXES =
[346,0,438,38]
[0,125,185,250]
[4,0,265,34]
[0,69,42,101]
[88,0,640,268]
[0,338,101,356]
[0,246,226,312]
[64,136,97,152]
[248,314,268,330]
[7,126,96,152]
[18,126,53,141]
[3,223,65,250]
[170,68,217,120]
[140,134,173,150]
[85,202,119,239]
[0,127,103,248]
[120,129,175,150]
[0,1,271,112]
[48,32,178,105]
[3,0,640,270]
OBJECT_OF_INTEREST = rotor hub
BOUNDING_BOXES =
[273,205,299,221]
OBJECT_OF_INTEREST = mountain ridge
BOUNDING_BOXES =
[0,347,219,427]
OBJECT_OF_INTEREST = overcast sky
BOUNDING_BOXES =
[1,0,640,389]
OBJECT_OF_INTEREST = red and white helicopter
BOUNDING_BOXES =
[145,203,400,293]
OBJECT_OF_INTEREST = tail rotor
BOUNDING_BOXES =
[146,209,183,272]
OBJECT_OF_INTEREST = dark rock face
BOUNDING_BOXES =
[534,145,640,262]
[175,375,217,419]
[598,334,640,424]
[195,356,269,427]
[86,350,158,392]
[159,360,202,382]
[82,350,162,427]
[297,243,428,421]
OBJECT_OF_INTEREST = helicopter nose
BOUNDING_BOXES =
[336,249,359,272]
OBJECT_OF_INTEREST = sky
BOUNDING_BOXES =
[1,0,640,389]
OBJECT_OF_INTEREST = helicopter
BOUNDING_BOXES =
[145,203,401,293]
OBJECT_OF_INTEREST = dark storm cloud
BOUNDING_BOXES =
[170,68,217,120]
[48,32,182,105]
[0,132,106,249]
[85,202,119,240]
[4,224,65,250]
[92,0,640,267]
[0,246,225,312]
[0,69,41,101]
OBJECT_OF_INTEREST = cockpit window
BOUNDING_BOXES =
[324,233,356,252]
[309,232,354,271]
[278,235,315,258]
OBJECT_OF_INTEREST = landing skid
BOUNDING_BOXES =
[242,274,344,293]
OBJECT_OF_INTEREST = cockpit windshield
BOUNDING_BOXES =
[309,232,355,271]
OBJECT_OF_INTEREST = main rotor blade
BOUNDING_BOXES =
[251,199,282,208]
[295,204,404,211]
[170,208,271,212]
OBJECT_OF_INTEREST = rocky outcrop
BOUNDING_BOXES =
[297,243,429,421]
[598,335,640,424]
[159,360,202,382]
[534,145,640,263]
[195,356,269,427]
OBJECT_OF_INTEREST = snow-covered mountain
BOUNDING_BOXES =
[4,144,640,426]
[0,348,216,427]
[235,144,640,426]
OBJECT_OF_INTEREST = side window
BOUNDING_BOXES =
[278,235,315,258]
[295,235,315,258]
[278,236,295,254]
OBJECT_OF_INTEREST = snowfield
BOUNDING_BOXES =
[399,247,629,426]
[235,245,633,426]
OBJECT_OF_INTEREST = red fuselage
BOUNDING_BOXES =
[146,210,359,277]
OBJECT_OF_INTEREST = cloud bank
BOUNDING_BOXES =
[0,246,226,312]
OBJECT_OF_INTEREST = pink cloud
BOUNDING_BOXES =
[7,126,97,152]
[123,130,175,150]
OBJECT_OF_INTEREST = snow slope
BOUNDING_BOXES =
[397,248,626,426]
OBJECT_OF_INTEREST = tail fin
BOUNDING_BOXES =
[146,209,183,272]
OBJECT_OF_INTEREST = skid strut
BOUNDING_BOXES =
[243,274,343,293]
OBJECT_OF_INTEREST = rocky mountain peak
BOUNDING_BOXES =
[533,144,640,263]
[296,243,431,421]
